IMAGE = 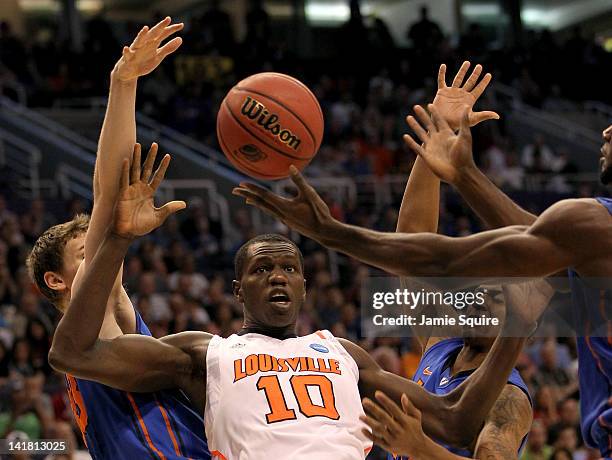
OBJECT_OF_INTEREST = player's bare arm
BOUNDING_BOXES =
[50,144,201,394]
[234,164,611,284]
[472,385,532,459]
[359,384,530,459]
[397,62,504,350]
[81,18,183,329]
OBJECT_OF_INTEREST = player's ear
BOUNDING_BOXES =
[44,271,67,293]
[232,280,244,303]
[303,279,307,300]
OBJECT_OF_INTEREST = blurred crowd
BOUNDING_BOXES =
[0,3,610,459]
[0,4,610,194]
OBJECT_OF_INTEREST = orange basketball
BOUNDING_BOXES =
[217,72,324,180]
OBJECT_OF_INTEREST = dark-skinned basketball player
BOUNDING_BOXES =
[233,86,612,458]
[351,63,533,460]
[49,141,552,459]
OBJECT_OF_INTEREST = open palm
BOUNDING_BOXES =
[404,104,474,184]
[114,143,186,238]
[113,17,183,82]
[432,61,499,131]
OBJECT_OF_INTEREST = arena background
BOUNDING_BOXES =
[0,0,611,458]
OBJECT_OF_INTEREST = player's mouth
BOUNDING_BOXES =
[268,290,291,308]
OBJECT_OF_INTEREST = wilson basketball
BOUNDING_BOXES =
[217,72,324,180]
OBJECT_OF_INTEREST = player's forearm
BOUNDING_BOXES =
[397,157,441,234]
[321,221,526,282]
[454,167,536,228]
[97,73,137,199]
[52,233,132,356]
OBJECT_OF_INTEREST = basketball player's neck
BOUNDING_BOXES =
[239,321,298,339]
[451,343,489,376]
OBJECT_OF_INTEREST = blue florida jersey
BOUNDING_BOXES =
[65,311,210,460]
[568,196,612,457]
[388,338,531,459]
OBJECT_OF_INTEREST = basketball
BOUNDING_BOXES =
[217,72,324,180]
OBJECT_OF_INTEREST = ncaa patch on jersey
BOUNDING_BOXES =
[310,343,329,353]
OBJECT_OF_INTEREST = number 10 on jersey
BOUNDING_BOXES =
[257,374,340,423]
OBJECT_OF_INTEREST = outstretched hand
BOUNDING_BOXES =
[113,17,183,82]
[361,391,430,458]
[232,166,335,241]
[113,143,186,239]
[403,104,474,184]
[433,61,499,131]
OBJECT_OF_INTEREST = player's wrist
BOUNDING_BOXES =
[110,68,138,86]
[453,162,481,189]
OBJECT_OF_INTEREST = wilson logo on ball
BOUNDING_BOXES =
[240,96,302,151]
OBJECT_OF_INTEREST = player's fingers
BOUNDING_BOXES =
[158,23,184,42]
[149,154,171,190]
[361,429,393,452]
[462,63,482,91]
[437,63,447,88]
[360,414,387,433]
[400,393,421,419]
[459,106,472,140]
[156,201,187,223]
[470,72,492,99]
[142,143,158,182]
[232,187,286,216]
[428,104,450,132]
[363,398,399,435]
[120,158,130,192]
[234,188,285,219]
[131,25,149,48]
[122,46,132,60]
[469,110,500,126]
[406,115,428,143]
[451,61,470,88]
[237,182,290,206]
[414,105,435,133]
[157,37,183,60]
[375,391,409,427]
[148,16,172,39]
[130,143,141,184]
[289,165,317,200]
[402,134,425,156]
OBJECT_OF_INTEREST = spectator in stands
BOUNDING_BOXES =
[406,6,442,54]
[521,420,553,460]
[522,134,558,173]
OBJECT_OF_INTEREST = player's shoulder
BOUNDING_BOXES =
[531,198,611,237]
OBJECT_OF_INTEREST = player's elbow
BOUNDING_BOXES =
[48,337,87,374]
[48,345,73,373]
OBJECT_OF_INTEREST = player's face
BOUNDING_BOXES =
[60,233,86,294]
[600,125,612,184]
[462,285,504,346]
[235,242,306,329]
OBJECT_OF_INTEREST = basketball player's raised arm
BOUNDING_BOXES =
[84,17,183,267]
[50,146,189,391]
[235,166,605,285]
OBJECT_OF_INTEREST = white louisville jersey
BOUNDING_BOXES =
[205,330,372,460]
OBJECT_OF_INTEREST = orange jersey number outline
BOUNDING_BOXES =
[257,374,340,424]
